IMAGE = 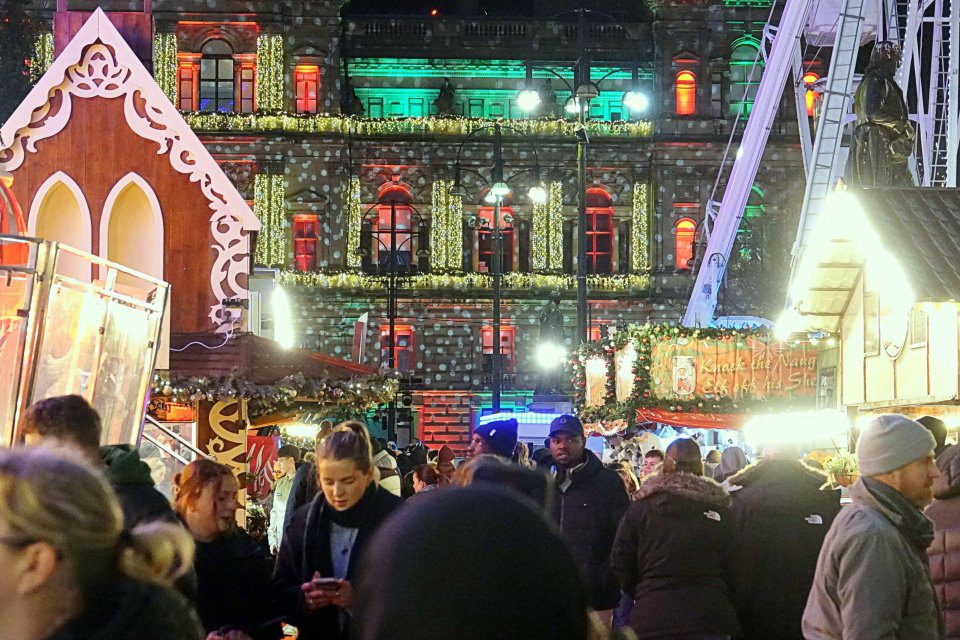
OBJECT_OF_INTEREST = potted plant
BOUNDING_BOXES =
[824,452,859,487]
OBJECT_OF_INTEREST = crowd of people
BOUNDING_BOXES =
[4,394,960,639]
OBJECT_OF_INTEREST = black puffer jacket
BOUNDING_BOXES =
[46,575,203,640]
[611,471,740,640]
[726,459,840,640]
[551,450,630,610]
[194,528,282,640]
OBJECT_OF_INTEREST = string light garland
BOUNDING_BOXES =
[185,113,653,138]
[631,182,649,273]
[548,181,564,271]
[151,372,400,418]
[152,32,178,104]
[29,31,53,84]
[573,324,824,424]
[346,176,362,268]
[278,269,649,293]
[254,174,286,267]
[256,34,284,112]
[532,197,548,270]
[430,180,463,271]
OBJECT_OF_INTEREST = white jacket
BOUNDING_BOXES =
[373,450,403,497]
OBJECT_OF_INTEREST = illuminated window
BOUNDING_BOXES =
[292,214,318,272]
[295,65,320,114]
[585,189,613,274]
[675,217,696,270]
[375,186,414,269]
[730,39,763,117]
[199,39,235,112]
[802,72,820,117]
[238,64,255,113]
[177,58,197,111]
[380,326,414,372]
[482,326,516,374]
[676,71,697,116]
[478,206,514,273]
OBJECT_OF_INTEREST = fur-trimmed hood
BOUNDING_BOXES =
[636,471,731,508]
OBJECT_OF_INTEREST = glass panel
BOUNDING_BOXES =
[200,59,216,78]
[202,39,233,55]
[199,81,216,99]
[217,59,234,78]
[0,273,30,436]
[91,300,153,445]
[32,283,103,401]
[216,99,235,113]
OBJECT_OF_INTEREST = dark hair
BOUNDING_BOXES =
[20,395,101,454]
[427,449,439,463]
[918,416,948,450]
[413,464,439,486]
[278,444,301,463]
[644,448,665,461]
[316,420,374,473]
[666,439,704,476]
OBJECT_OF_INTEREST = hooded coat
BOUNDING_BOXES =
[99,445,177,528]
[550,449,630,610]
[373,449,402,497]
[927,444,960,638]
[726,459,840,640]
[611,471,740,639]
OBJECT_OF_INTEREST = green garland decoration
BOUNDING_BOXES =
[254,173,286,267]
[185,113,653,138]
[151,372,399,418]
[631,182,650,273]
[345,176,362,268]
[573,324,817,424]
[277,269,649,294]
[256,33,284,112]
[30,31,53,84]
[153,31,178,104]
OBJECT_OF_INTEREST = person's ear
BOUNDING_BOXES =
[16,541,60,595]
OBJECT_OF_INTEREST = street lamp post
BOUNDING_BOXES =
[454,123,546,414]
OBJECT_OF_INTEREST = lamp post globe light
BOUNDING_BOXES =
[354,199,429,440]
[453,123,546,413]
[517,8,649,345]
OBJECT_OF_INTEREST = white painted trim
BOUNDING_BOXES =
[1,9,258,331]
[27,170,92,253]
[99,172,164,277]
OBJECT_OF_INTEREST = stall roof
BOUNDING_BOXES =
[169,333,377,383]
[787,187,960,333]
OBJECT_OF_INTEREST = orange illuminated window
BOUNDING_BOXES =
[295,65,320,114]
[292,214,318,271]
[375,186,415,269]
[238,64,255,113]
[676,71,697,116]
[381,326,414,372]
[585,188,613,274]
[482,326,516,374]
[803,72,820,117]
[177,60,196,111]
[478,206,514,273]
[675,217,696,270]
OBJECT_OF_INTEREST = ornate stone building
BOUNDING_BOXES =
[26,0,818,451]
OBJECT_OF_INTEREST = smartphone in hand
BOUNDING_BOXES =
[312,577,340,591]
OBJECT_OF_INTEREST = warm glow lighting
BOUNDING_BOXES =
[284,423,318,439]
[528,184,548,204]
[517,88,542,112]
[536,341,567,370]
[623,90,649,113]
[675,71,696,116]
[744,410,850,451]
[585,356,607,376]
[273,286,295,349]
[803,72,820,117]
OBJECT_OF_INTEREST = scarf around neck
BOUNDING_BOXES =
[326,482,378,528]
[862,476,935,555]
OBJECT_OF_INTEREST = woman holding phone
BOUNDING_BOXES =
[273,421,402,639]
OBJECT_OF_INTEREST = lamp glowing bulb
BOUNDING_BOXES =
[491,181,511,197]
[273,287,296,349]
[528,184,548,204]
[623,90,649,113]
[565,98,581,115]
[536,342,567,370]
[517,88,542,112]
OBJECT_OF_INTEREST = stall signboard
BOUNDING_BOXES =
[649,336,817,402]
[149,397,195,423]
[246,434,280,501]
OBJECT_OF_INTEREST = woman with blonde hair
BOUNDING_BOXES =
[0,445,201,639]
[173,459,282,640]
[273,420,402,640]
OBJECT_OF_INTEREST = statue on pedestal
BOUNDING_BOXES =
[434,79,456,116]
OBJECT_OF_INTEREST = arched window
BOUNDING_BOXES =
[199,39,235,112]
[675,217,696,270]
[802,72,820,117]
[730,39,763,117]
[676,71,697,116]
[29,172,92,282]
[478,206,514,273]
[376,185,415,270]
[585,188,613,274]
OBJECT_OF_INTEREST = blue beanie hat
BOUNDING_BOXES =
[474,419,519,458]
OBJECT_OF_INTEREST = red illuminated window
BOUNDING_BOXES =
[676,71,697,116]
[238,64,255,113]
[585,189,613,274]
[803,72,820,117]
[675,218,696,270]
[381,326,414,372]
[478,206,514,273]
[177,58,197,111]
[292,214,318,271]
[589,326,604,342]
[376,186,414,269]
[295,65,320,114]
[482,326,515,374]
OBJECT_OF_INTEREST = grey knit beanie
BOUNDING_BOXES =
[857,414,936,476]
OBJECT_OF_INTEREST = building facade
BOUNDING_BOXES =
[26,0,818,451]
